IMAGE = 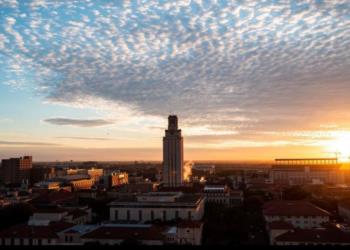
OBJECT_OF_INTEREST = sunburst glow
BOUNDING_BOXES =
[325,132,350,162]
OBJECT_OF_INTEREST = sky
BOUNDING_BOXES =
[0,0,350,162]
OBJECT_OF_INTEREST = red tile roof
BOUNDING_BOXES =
[263,200,330,217]
[275,228,350,244]
[33,207,68,214]
[31,190,76,205]
[81,225,164,241]
[67,209,88,219]
[0,222,74,239]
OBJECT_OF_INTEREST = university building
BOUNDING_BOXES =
[109,192,205,223]
[271,158,344,185]
[162,115,184,187]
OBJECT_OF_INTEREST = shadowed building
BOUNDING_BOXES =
[271,158,344,185]
[163,115,184,187]
[0,156,32,185]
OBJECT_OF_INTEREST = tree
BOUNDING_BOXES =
[0,203,34,229]
[282,185,309,200]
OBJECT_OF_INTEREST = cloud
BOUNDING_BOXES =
[0,140,59,146]
[44,118,114,127]
[55,136,112,141]
[0,0,18,8]
[0,0,350,139]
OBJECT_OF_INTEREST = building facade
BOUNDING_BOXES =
[203,185,243,207]
[103,171,128,189]
[109,192,205,223]
[263,200,330,229]
[271,158,344,185]
[0,156,32,184]
[163,115,184,187]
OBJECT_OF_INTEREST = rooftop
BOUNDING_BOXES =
[31,190,76,205]
[0,222,74,239]
[110,192,203,208]
[263,200,331,217]
[60,224,99,234]
[33,206,68,214]
[81,224,164,241]
[275,228,350,244]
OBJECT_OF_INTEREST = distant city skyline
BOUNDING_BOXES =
[1,1,350,161]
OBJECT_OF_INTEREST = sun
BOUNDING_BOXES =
[326,132,350,162]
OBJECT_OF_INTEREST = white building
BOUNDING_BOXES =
[263,200,330,229]
[163,115,184,187]
[109,192,205,223]
[203,185,243,207]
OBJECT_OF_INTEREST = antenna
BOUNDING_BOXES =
[168,96,174,115]
[335,151,340,162]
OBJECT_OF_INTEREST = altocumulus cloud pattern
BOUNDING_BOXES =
[1,0,350,135]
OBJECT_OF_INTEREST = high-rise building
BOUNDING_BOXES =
[163,115,184,187]
[0,156,32,184]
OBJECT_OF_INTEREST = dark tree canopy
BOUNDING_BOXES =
[0,203,34,229]
[282,185,309,200]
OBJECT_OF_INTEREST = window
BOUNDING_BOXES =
[139,210,143,221]
[188,211,192,221]
[151,210,154,221]
[175,210,179,219]
[38,239,42,246]
[115,210,119,221]
[163,210,167,221]
[126,210,130,220]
